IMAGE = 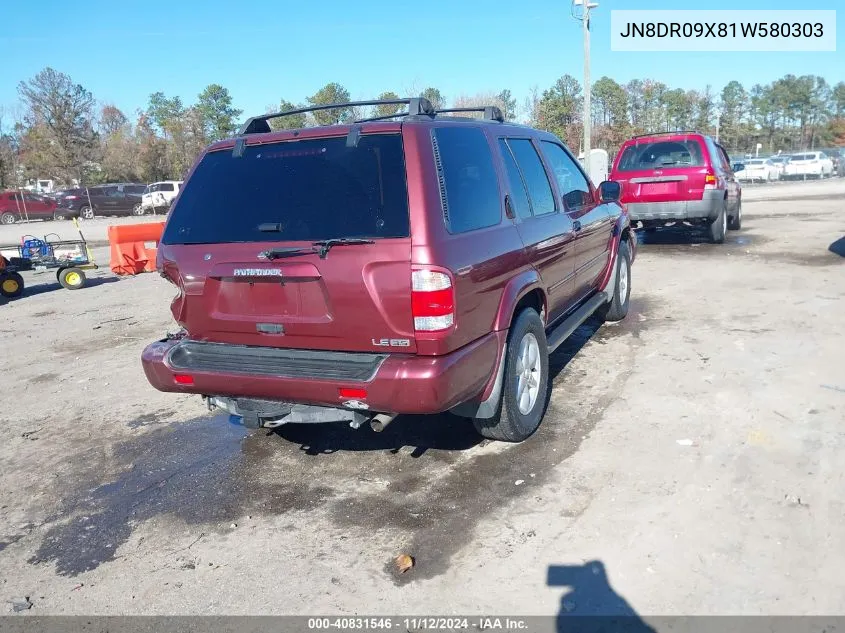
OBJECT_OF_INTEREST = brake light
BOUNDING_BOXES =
[411,269,455,332]
[339,387,367,399]
[65,195,78,200]
[704,173,717,186]
[174,374,194,385]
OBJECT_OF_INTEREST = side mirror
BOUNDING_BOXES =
[733,163,745,172]
[597,180,621,203]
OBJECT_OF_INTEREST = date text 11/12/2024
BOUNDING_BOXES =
[307,617,530,631]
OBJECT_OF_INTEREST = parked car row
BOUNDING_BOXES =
[733,150,840,182]
[0,180,183,224]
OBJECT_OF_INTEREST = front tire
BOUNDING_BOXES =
[728,200,743,231]
[600,240,632,322]
[472,308,550,442]
[1,212,16,225]
[132,203,145,216]
[53,210,67,221]
[708,204,727,244]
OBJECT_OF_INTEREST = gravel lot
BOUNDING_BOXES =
[0,179,843,617]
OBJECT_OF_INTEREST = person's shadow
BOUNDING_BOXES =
[548,561,656,633]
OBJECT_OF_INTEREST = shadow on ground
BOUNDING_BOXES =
[1,274,120,303]
[549,560,656,632]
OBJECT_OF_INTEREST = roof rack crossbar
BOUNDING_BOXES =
[631,130,700,139]
[434,106,505,122]
[239,97,434,135]
[354,111,411,123]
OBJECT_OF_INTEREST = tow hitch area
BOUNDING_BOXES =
[204,396,397,432]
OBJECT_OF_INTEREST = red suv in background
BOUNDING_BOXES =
[0,191,67,224]
[610,132,742,243]
[142,97,635,443]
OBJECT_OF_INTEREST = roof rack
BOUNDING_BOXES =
[631,130,701,139]
[239,97,435,135]
[433,106,505,122]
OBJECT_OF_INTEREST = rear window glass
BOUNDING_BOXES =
[432,127,501,234]
[163,134,410,245]
[790,154,813,160]
[617,140,705,172]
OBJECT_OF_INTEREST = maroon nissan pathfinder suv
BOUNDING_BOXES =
[142,97,635,442]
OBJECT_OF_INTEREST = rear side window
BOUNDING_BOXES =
[163,134,409,245]
[125,185,146,195]
[617,139,705,171]
[431,127,501,233]
[159,183,175,192]
[498,140,532,220]
[506,139,555,216]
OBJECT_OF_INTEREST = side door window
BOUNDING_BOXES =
[431,126,502,234]
[539,141,593,212]
[504,139,556,216]
[497,139,532,220]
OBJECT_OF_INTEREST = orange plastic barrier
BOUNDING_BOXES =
[108,222,165,276]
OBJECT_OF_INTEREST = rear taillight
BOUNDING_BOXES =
[411,269,455,332]
[65,195,78,200]
[704,172,717,189]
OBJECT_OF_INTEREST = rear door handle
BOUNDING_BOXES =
[573,220,582,231]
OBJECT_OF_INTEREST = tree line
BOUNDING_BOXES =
[1,67,843,189]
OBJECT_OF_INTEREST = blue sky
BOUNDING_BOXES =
[1,0,842,125]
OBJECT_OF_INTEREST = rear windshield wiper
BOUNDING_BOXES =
[260,247,318,260]
[312,238,375,259]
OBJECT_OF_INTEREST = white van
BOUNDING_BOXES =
[140,181,183,213]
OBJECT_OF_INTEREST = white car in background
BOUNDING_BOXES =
[766,155,788,179]
[140,181,182,213]
[735,158,779,183]
[782,152,835,180]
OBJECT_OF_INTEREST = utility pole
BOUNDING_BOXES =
[573,0,598,164]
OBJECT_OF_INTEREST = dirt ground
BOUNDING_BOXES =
[0,179,843,617]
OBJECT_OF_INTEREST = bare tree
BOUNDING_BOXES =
[17,68,98,183]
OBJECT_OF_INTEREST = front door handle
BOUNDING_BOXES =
[573,220,582,231]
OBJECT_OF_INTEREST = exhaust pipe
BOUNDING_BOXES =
[370,413,397,432]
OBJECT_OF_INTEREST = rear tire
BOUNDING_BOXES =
[728,201,742,231]
[80,206,94,220]
[599,240,632,323]
[58,267,86,290]
[472,308,549,443]
[708,205,727,244]
[0,272,24,298]
[1,212,16,225]
[132,203,145,216]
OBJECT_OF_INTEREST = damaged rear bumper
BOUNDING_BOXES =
[141,333,504,423]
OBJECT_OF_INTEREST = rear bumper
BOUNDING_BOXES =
[141,332,505,415]
[625,190,723,222]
